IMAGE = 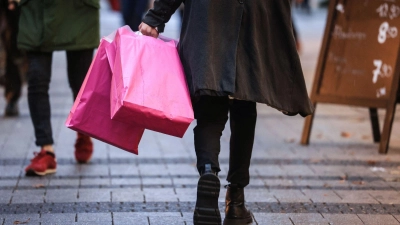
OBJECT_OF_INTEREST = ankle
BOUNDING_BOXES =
[42,145,54,153]
[200,164,219,176]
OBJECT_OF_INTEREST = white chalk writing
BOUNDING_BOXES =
[378,21,398,44]
[332,25,367,40]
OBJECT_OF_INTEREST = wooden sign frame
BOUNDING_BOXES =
[301,0,400,154]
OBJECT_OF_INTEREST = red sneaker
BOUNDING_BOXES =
[74,133,93,163]
[25,150,57,176]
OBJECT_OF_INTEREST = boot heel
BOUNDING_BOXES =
[194,173,221,225]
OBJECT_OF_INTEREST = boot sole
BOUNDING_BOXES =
[26,168,56,176]
[223,215,253,225]
[193,173,221,225]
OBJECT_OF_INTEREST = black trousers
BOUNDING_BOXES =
[193,96,257,188]
[120,0,148,31]
[27,50,93,146]
[2,4,23,103]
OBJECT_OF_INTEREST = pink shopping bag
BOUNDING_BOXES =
[65,35,145,154]
[110,27,194,138]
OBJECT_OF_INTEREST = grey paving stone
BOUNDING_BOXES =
[72,223,112,225]
[245,189,277,202]
[252,213,292,225]
[78,165,110,176]
[167,164,197,176]
[264,179,296,187]
[143,188,177,202]
[113,212,149,225]
[271,190,310,203]
[77,189,111,202]
[0,190,12,204]
[172,178,198,185]
[147,213,186,224]
[301,190,342,203]
[142,178,172,186]
[40,213,76,224]
[45,189,78,203]
[148,216,186,225]
[280,165,316,176]
[255,165,287,176]
[0,166,22,178]
[55,165,82,177]
[81,178,111,186]
[2,213,40,225]
[335,190,380,204]
[111,188,145,202]
[175,188,196,196]
[358,214,400,225]
[323,214,364,225]
[111,178,140,186]
[0,179,17,187]
[11,189,45,204]
[49,178,80,187]
[288,213,329,224]
[369,190,400,204]
[138,165,170,176]
[77,213,111,222]
[110,164,140,176]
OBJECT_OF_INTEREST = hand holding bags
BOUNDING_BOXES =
[109,27,194,138]
[66,34,144,154]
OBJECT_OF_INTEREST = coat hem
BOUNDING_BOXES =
[193,89,314,117]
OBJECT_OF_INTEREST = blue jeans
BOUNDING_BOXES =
[120,0,148,31]
[27,50,93,146]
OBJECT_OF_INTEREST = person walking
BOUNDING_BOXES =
[1,0,24,117]
[139,0,314,224]
[16,0,100,176]
[120,0,148,31]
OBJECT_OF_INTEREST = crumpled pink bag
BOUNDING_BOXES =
[65,33,145,154]
[109,27,194,138]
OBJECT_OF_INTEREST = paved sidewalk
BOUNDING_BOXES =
[1,2,400,225]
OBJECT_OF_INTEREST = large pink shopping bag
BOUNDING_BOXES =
[65,35,145,154]
[110,28,194,138]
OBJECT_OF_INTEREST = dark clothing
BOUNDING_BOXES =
[194,96,256,187]
[1,0,23,103]
[143,0,314,117]
[17,0,100,52]
[27,50,93,146]
[120,0,148,31]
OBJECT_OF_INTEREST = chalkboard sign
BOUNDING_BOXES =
[301,0,400,153]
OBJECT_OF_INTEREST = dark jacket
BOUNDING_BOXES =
[143,0,314,117]
[17,0,100,52]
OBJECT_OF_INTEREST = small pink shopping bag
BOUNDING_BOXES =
[65,35,144,154]
[109,27,194,138]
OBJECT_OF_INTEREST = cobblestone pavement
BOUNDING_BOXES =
[1,2,400,225]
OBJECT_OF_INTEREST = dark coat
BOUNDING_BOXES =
[143,0,314,117]
[17,0,100,52]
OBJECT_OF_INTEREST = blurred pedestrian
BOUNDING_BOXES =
[120,0,148,31]
[296,0,311,14]
[17,0,100,176]
[1,0,24,116]
[140,0,314,224]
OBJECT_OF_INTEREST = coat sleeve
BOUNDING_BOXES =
[142,0,183,33]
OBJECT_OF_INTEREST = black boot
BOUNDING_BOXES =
[5,101,19,117]
[223,184,253,225]
[193,164,221,225]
